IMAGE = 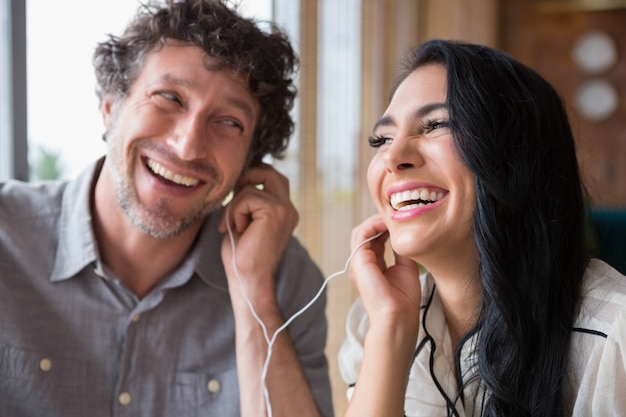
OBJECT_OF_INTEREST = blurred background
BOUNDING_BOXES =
[2,0,626,414]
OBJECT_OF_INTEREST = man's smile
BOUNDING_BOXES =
[146,158,201,187]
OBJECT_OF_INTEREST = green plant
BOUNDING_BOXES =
[30,145,63,181]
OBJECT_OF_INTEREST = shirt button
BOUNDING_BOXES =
[207,378,221,393]
[131,314,141,323]
[39,358,52,372]
[118,392,132,405]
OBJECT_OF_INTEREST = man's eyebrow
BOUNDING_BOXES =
[223,96,257,123]
[372,102,447,132]
[159,73,196,89]
[156,74,256,122]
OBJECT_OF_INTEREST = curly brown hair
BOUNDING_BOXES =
[93,0,299,164]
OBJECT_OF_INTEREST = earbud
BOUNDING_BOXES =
[222,190,234,206]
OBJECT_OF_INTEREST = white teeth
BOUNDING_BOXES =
[390,188,444,210]
[146,159,199,187]
[397,203,427,211]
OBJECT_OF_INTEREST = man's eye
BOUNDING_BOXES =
[368,135,392,148]
[220,119,244,132]
[219,119,244,132]
[159,92,181,104]
[152,92,183,110]
[151,92,184,113]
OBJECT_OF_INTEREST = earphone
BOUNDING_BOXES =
[224,203,383,417]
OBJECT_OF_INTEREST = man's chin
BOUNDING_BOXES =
[131,204,220,239]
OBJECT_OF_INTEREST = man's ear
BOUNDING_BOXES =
[100,95,115,129]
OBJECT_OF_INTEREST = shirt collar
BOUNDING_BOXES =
[50,159,103,282]
[189,210,229,293]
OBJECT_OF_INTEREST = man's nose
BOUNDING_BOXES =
[167,114,208,160]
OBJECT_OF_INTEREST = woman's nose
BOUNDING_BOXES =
[383,136,424,172]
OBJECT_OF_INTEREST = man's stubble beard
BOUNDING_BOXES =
[106,130,228,239]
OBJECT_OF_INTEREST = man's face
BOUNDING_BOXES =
[100,42,260,238]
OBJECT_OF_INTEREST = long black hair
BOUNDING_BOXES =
[395,39,588,416]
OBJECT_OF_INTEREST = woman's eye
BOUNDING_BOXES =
[422,119,450,134]
[368,134,392,148]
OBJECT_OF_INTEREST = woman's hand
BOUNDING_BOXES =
[345,214,423,417]
[350,214,422,329]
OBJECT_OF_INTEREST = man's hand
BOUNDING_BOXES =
[217,164,323,417]
[219,163,299,302]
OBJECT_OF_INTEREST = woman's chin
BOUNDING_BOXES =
[389,233,426,259]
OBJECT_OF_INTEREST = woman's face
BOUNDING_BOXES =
[367,64,477,267]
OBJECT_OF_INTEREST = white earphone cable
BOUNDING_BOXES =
[225,203,383,416]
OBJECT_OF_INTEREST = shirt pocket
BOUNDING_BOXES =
[0,346,88,417]
[170,366,240,417]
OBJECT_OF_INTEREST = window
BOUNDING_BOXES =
[0,0,10,180]
[0,0,27,181]
[27,0,142,179]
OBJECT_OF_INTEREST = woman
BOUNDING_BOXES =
[339,39,626,417]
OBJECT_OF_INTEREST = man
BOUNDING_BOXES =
[0,1,332,416]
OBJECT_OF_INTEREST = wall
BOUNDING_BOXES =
[501,0,626,207]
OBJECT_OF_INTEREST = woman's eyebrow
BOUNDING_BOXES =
[372,102,447,132]
[372,115,394,132]
[415,102,447,118]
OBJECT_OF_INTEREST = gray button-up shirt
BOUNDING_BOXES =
[0,159,333,417]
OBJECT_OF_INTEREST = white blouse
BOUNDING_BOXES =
[338,259,626,416]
